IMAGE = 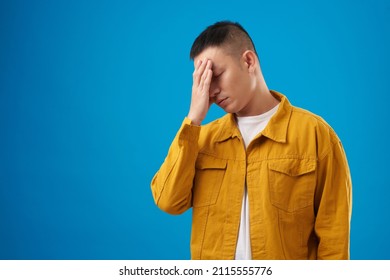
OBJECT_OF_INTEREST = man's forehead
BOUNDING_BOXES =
[194,46,227,65]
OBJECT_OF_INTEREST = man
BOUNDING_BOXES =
[151,21,352,260]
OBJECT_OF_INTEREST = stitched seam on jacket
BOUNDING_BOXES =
[199,207,210,259]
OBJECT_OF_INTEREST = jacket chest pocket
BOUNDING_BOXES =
[268,158,316,212]
[193,156,227,207]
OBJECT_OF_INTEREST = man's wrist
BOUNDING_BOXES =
[189,118,201,126]
[187,114,202,126]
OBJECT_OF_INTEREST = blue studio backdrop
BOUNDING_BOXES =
[1,0,389,259]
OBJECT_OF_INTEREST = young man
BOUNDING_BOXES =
[151,21,352,260]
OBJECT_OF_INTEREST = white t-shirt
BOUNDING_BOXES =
[234,104,279,260]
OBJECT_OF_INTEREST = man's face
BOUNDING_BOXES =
[194,46,256,116]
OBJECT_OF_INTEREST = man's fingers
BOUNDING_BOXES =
[199,61,212,91]
[202,69,213,92]
[193,59,211,85]
[193,60,205,84]
[192,60,202,81]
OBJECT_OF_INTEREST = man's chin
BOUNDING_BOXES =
[221,106,236,114]
[214,101,236,114]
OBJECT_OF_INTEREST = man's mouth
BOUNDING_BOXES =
[217,97,228,106]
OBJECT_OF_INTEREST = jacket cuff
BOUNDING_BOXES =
[178,117,201,144]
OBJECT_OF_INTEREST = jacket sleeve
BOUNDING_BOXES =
[151,117,201,215]
[314,137,352,259]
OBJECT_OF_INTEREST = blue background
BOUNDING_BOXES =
[1,0,389,260]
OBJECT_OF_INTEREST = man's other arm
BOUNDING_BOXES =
[314,135,352,259]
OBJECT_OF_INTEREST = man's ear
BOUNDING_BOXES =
[242,50,257,73]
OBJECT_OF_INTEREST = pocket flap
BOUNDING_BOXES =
[269,158,316,176]
[195,155,227,170]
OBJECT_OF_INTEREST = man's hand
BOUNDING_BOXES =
[187,59,213,126]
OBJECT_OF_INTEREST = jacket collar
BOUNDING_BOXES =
[215,90,292,143]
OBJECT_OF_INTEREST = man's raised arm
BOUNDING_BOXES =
[151,59,214,214]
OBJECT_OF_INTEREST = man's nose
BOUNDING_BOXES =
[209,83,220,97]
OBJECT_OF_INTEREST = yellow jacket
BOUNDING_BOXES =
[151,90,352,260]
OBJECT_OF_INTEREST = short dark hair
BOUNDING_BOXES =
[190,21,257,60]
